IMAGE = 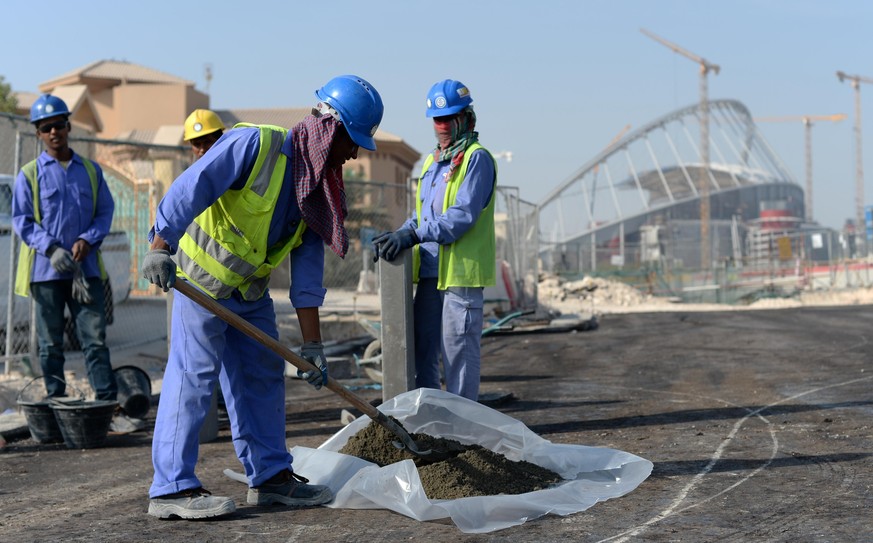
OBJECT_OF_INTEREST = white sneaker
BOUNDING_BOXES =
[149,488,236,519]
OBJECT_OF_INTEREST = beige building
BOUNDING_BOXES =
[15,59,419,196]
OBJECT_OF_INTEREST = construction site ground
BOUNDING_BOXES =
[1,295,873,541]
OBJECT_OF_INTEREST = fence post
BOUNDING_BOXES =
[378,251,416,401]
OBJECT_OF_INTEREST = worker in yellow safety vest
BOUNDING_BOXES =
[12,95,143,434]
[141,75,383,520]
[374,79,497,402]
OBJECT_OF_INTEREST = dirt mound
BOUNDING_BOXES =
[339,419,562,500]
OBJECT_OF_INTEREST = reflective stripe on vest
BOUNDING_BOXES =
[14,158,104,297]
[176,124,306,300]
[412,143,497,289]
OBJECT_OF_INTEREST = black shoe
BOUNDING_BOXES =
[247,470,333,507]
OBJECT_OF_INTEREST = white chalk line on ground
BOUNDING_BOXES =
[596,373,873,543]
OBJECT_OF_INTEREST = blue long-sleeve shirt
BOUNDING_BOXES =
[149,126,326,308]
[12,151,115,281]
[402,149,495,279]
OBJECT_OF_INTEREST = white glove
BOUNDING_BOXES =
[48,246,76,274]
[71,264,93,304]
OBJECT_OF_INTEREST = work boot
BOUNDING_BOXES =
[148,487,236,519]
[247,469,333,507]
[109,411,147,434]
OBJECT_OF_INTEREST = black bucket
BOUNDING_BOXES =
[114,365,152,419]
[17,400,64,443]
[51,399,118,449]
[15,376,80,444]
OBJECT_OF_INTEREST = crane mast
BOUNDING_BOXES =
[642,28,719,269]
[837,71,873,254]
[754,114,846,222]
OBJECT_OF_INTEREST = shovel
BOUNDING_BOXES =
[173,280,437,459]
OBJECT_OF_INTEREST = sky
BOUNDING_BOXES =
[3,0,872,231]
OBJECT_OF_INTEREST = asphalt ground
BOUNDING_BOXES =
[1,304,872,542]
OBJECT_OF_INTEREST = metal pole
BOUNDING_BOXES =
[5,133,22,374]
[699,64,712,270]
[853,81,865,256]
[827,233,834,286]
[803,119,814,222]
[619,222,625,269]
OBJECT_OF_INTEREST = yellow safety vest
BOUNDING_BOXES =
[176,123,306,300]
[14,157,106,297]
[412,143,497,289]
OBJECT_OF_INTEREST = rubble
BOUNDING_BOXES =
[537,272,873,315]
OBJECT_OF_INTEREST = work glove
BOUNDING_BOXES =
[298,340,328,390]
[141,249,177,292]
[71,264,93,305]
[48,246,76,274]
[372,228,419,262]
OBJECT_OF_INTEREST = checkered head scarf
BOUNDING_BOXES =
[433,106,478,179]
[291,114,349,258]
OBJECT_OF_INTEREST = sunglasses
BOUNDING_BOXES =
[38,120,68,134]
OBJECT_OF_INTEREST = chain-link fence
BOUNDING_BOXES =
[1,113,192,373]
[0,113,420,372]
[494,187,539,311]
[2,111,540,373]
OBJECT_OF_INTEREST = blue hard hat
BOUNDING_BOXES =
[425,79,473,118]
[30,94,70,124]
[315,75,384,151]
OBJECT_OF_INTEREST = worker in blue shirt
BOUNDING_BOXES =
[375,80,497,402]
[141,75,384,520]
[11,95,134,430]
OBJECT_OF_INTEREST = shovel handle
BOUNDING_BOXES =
[173,280,383,422]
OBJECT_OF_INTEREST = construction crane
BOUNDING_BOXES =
[754,114,847,222]
[641,28,719,270]
[836,71,873,252]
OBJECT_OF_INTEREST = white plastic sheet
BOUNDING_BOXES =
[290,388,652,533]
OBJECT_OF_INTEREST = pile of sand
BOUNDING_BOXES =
[338,419,562,500]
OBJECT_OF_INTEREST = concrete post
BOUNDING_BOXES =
[378,251,416,401]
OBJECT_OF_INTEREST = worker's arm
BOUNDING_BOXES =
[296,306,328,389]
[289,227,328,389]
[295,307,321,343]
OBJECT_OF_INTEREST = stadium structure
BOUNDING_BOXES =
[537,99,841,276]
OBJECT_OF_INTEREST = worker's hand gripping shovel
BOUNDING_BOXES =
[173,280,439,460]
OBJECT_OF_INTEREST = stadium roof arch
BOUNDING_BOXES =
[537,99,801,250]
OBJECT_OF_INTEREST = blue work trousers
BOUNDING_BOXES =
[150,285,292,498]
[413,278,484,401]
[31,279,116,401]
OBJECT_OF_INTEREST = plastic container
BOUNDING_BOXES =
[50,398,118,449]
[16,376,77,444]
[113,365,152,419]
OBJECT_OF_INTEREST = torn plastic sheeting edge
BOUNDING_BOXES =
[289,388,653,534]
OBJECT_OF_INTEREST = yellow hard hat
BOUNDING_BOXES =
[183,109,225,141]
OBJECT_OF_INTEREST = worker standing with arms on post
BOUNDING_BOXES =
[12,94,142,433]
[183,108,225,159]
[142,75,384,520]
[374,79,497,402]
